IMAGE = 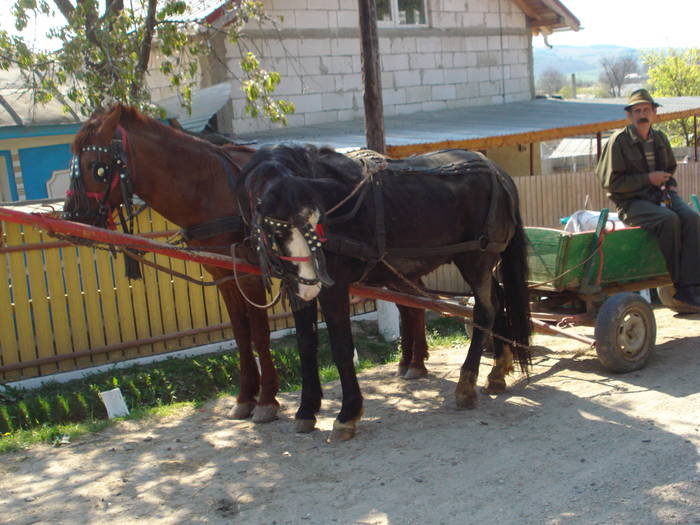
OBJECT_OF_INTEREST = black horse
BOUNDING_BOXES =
[236,143,532,440]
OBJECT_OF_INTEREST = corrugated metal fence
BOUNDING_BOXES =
[515,162,700,228]
[2,161,698,381]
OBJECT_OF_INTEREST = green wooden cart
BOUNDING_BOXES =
[526,208,692,373]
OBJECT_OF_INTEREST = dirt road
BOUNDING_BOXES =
[2,306,700,525]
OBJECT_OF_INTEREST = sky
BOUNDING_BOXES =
[534,0,700,49]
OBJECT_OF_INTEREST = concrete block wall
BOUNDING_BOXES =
[218,0,533,135]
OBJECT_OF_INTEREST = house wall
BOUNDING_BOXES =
[486,143,540,178]
[0,130,78,202]
[214,0,533,135]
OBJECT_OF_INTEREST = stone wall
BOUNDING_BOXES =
[212,0,533,135]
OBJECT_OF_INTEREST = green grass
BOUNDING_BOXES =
[0,317,467,452]
[0,420,111,454]
[426,315,469,346]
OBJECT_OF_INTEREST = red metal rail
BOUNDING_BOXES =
[0,206,593,345]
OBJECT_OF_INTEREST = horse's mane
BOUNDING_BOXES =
[246,143,363,183]
[72,103,254,156]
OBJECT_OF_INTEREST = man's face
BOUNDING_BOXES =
[627,102,656,130]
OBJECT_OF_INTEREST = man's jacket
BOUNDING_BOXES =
[596,124,677,207]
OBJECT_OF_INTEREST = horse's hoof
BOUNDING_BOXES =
[455,370,478,409]
[455,393,478,410]
[252,404,279,423]
[482,378,507,395]
[328,419,357,442]
[402,367,428,380]
[294,418,317,434]
[231,402,256,419]
[397,364,409,376]
[327,408,364,442]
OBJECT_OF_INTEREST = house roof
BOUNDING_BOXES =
[511,0,581,34]
[205,0,580,34]
[156,82,232,132]
[0,68,81,128]
[235,96,700,157]
[0,66,227,133]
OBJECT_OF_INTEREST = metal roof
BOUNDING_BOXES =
[156,82,232,132]
[0,68,81,128]
[0,69,231,133]
[236,96,700,157]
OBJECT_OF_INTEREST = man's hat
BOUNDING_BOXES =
[624,88,661,111]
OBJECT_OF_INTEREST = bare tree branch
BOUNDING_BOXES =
[134,0,158,97]
[52,0,75,22]
[599,54,638,97]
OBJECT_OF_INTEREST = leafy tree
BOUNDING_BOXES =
[537,67,566,96]
[643,48,700,147]
[599,54,638,97]
[0,0,294,123]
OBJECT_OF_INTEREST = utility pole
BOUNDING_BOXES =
[357,0,385,153]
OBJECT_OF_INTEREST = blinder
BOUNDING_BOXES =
[92,161,113,183]
[65,130,132,226]
[255,215,333,288]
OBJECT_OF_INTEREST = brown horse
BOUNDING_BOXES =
[62,104,280,422]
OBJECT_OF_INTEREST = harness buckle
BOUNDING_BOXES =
[478,235,490,252]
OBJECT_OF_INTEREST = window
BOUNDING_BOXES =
[377,0,427,25]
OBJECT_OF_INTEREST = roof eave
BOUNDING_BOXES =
[511,0,581,35]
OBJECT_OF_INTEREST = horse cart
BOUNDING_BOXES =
[526,208,686,373]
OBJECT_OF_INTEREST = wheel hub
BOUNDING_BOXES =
[617,311,646,357]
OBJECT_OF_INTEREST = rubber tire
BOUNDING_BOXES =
[594,292,656,373]
[656,284,700,314]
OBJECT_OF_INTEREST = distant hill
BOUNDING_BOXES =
[534,45,641,83]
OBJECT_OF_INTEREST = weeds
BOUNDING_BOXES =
[0,317,467,451]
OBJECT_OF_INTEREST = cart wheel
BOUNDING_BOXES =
[594,292,656,373]
[656,285,700,314]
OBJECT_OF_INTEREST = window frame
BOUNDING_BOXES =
[377,0,429,27]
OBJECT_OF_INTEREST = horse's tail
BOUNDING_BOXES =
[499,208,532,374]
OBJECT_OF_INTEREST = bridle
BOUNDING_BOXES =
[64,125,137,232]
[255,214,331,288]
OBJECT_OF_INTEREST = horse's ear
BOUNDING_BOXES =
[96,104,123,142]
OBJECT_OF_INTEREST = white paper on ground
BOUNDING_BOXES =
[99,387,130,419]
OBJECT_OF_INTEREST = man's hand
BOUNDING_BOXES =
[649,171,672,186]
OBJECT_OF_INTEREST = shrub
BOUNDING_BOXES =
[51,395,70,424]
[0,405,14,433]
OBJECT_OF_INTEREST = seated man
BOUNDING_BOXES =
[596,88,700,308]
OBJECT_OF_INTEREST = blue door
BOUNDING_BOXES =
[19,143,73,200]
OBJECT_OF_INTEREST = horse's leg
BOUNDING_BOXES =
[484,342,513,394]
[241,279,279,423]
[483,278,513,394]
[453,256,499,409]
[218,281,260,419]
[293,300,323,433]
[397,304,414,376]
[398,306,429,380]
[319,284,363,442]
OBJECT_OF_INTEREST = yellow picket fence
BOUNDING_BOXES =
[0,206,373,381]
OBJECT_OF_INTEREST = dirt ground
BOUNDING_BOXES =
[2,305,700,525]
